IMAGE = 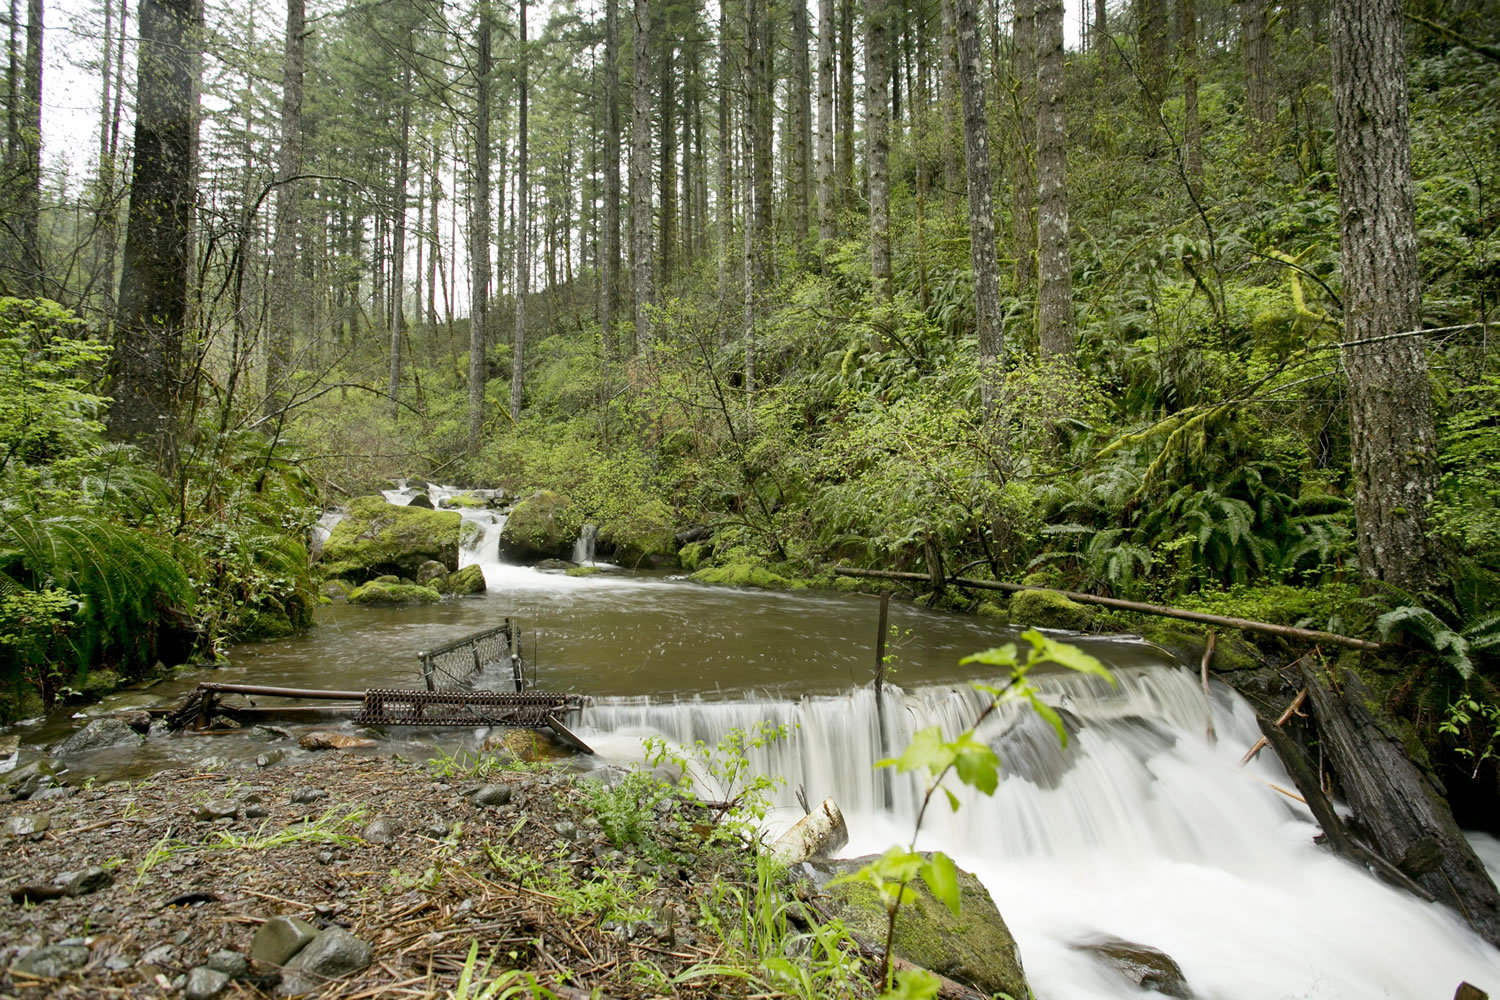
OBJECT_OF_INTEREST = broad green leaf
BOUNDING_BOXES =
[960,643,1019,669]
[878,726,955,777]
[1023,630,1115,684]
[879,968,943,1000]
[920,851,962,917]
[943,787,961,813]
[950,731,1001,795]
[1026,691,1068,748]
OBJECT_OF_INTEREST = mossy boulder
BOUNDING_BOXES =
[677,541,713,572]
[822,856,1029,999]
[415,560,449,586]
[691,561,805,590]
[566,566,603,577]
[0,683,47,725]
[601,500,679,569]
[321,496,462,582]
[499,491,582,563]
[448,564,487,594]
[1010,588,1096,631]
[347,581,442,605]
[75,669,123,700]
[321,579,351,601]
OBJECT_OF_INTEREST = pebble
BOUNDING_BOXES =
[3,813,50,838]
[205,949,249,978]
[278,927,372,996]
[250,915,319,965]
[553,819,578,841]
[252,725,292,741]
[12,944,90,978]
[256,749,286,768]
[184,965,230,1000]
[244,804,270,819]
[423,816,451,839]
[141,944,175,965]
[64,866,114,897]
[361,816,399,844]
[472,783,513,807]
[194,799,239,821]
[290,787,328,804]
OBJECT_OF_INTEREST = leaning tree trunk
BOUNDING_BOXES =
[265,0,304,422]
[952,0,1001,416]
[1034,0,1072,363]
[108,0,196,470]
[865,0,892,309]
[629,0,653,352]
[467,10,492,458]
[1331,0,1438,591]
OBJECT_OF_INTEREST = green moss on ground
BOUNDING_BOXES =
[690,561,807,590]
[347,581,443,605]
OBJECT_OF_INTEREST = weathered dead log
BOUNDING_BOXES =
[1456,982,1489,1000]
[832,567,1382,651]
[1302,660,1500,947]
[1255,715,1432,902]
[1240,687,1308,765]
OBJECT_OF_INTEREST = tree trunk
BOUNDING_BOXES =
[1137,0,1167,112]
[1242,0,1273,148]
[791,0,813,253]
[1093,0,1106,52]
[1010,0,1036,295]
[602,0,620,354]
[387,60,411,420]
[953,0,1001,415]
[750,6,773,290]
[835,0,853,211]
[716,0,732,315]
[1331,0,1438,591]
[630,0,653,352]
[265,0,303,422]
[13,0,41,295]
[658,39,676,289]
[467,10,492,457]
[512,0,528,422]
[108,0,195,469]
[1034,0,1072,362]
[865,0,892,309]
[816,0,835,252]
[1181,0,1202,191]
[939,0,962,205]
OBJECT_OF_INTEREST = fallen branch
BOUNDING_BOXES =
[1201,630,1217,745]
[1240,687,1309,766]
[831,567,1382,651]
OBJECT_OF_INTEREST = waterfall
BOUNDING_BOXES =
[581,666,1500,999]
[572,524,599,565]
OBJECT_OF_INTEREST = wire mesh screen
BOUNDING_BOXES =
[417,621,515,691]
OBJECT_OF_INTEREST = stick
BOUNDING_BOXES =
[1240,688,1309,765]
[1201,630,1217,745]
[832,567,1382,651]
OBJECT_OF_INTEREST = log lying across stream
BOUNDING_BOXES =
[831,566,1383,651]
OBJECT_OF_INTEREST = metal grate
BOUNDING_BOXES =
[352,688,585,727]
[417,621,521,691]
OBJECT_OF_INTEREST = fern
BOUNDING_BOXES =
[1377,606,1475,680]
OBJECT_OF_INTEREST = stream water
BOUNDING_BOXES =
[10,488,1500,998]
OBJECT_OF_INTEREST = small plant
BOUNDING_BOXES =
[833,630,1112,998]
[1440,695,1500,779]
[451,940,554,999]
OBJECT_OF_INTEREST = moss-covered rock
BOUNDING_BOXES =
[321,579,351,601]
[415,560,449,586]
[448,564,487,594]
[566,566,603,577]
[677,541,713,572]
[1010,588,1096,631]
[347,581,442,605]
[823,857,1029,999]
[500,491,582,563]
[0,682,46,725]
[321,496,462,582]
[75,669,122,700]
[691,561,809,590]
[601,500,679,569]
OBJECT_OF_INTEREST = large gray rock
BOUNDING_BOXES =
[5,758,64,799]
[820,855,1030,1000]
[1073,937,1194,999]
[250,915,319,965]
[278,928,372,995]
[50,717,144,755]
[12,944,90,978]
[3,812,50,837]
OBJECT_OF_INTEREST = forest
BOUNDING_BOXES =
[1,0,1498,813]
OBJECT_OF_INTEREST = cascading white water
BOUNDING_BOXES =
[572,524,599,565]
[581,666,1500,999]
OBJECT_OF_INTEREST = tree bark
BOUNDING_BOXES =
[602,0,620,354]
[658,38,676,289]
[512,0,528,422]
[1093,0,1106,52]
[791,0,813,252]
[265,0,303,424]
[1181,0,1202,191]
[387,59,411,419]
[1010,0,1036,296]
[630,0,653,351]
[716,0,732,315]
[865,0,892,308]
[1137,0,1167,112]
[108,0,196,468]
[1242,0,1273,148]
[952,0,1001,414]
[749,2,772,291]
[1034,0,1072,362]
[13,0,41,295]
[467,9,492,457]
[1331,0,1438,591]
[816,0,835,252]
[835,0,854,211]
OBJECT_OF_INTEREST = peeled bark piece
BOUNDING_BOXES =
[1303,661,1500,947]
[771,797,848,862]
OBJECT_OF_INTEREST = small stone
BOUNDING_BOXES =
[256,749,286,768]
[32,786,74,801]
[249,915,319,965]
[313,902,336,918]
[3,813,50,837]
[317,851,334,865]
[50,717,144,756]
[5,759,64,800]
[104,955,131,972]
[244,804,270,819]
[194,799,239,822]
[279,928,372,996]
[290,787,328,804]
[208,716,241,730]
[423,816,451,839]
[12,944,90,978]
[299,731,377,751]
[205,949,249,978]
[252,725,292,741]
[472,784,513,807]
[553,820,578,841]
[184,965,231,1000]
[64,867,113,897]
[141,944,175,965]
[361,817,399,844]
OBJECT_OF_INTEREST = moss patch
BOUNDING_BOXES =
[1010,588,1096,631]
[348,581,442,605]
[601,500,679,569]
[824,859,1029,999]
[500,491,583,563]
[691,561,806,590]
[677,541,713,572]
[565,566,603,577]
[321,496,462,582]
[448,565,487,594]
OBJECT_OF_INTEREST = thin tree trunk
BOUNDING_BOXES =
[1331,0,1438,591]
[427,141,439,329]
[413,157,424,330]
[511,0,527,422]
[659,39,676,289]
[835,0,854,211]
[1242,0,1273,148]
[816,0,835,252]
[866,0,892,309]
[602,0,620,353]
[266,0,303,421]
[630,0,653,351]
[750,7,772,289]
[1011,0,1036,295]
[15,0,42,294]
[1182,0,1202,191]
[1034,0,1072,362]
[387,60,411,420]
[953,0,1001,413]
[940,0,962,202]
[791,0,813,252]
[467,9,492,457]
[99,0,128,319]
[716,0,732,316]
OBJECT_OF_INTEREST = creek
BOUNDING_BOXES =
[13,492,1500,998]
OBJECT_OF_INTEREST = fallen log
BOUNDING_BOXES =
[1302,659,1500,947]
[831,567,1382,652]
[1240,687,1309,765]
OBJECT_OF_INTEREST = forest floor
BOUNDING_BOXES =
[0,748,825,999]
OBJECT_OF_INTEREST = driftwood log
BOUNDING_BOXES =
[1301,660,1500,948]
[831,567,1382,651]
